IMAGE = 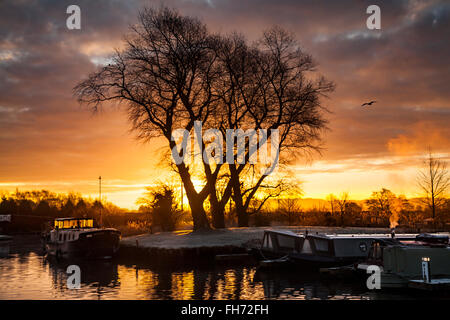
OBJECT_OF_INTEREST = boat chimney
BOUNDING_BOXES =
[390,227,396,239]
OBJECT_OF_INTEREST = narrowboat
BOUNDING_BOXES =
[252,229,417,269]
[356,233,450,288]
[44,217,121,259]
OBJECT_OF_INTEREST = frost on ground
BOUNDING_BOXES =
[121,226,391,250]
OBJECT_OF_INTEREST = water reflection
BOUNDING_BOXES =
[0,236,446,300]
[0,241,10,258]
[255,269,370,300]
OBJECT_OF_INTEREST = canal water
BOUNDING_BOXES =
[0,236,446,300]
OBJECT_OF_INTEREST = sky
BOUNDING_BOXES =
[0,0,449,209]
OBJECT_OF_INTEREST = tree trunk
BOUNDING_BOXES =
[209,192,225,229]
[229,165,249,227]
[233,187,249,227]
[432,194,436,219]
[177,164,210,231]
[188,197,210,231]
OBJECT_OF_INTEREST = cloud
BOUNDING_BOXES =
[387,121,450,155]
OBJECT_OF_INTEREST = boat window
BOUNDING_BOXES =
[263,234,273,249]
[54,219,93,229]
[373,243,382,260]
[301,239,313,254]
[277,235,296,251]
[79,219,93,228]
[314,239,329,252]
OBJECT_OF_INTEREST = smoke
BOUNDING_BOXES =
[389,197,403,229]
[389,212,399,229]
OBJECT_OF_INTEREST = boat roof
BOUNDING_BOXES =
[264,229,418,240]
[264,229,301,237]
[54,217,93,221]
[316,233,418,239]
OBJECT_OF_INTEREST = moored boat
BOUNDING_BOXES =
[252,229,417,269]
[44,217,121,260]
[356,233,450,288]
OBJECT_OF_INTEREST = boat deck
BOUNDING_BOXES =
[409,279,450,291]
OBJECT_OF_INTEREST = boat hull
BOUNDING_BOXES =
[46,229,120,259]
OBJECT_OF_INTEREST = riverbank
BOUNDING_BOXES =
[119,226,398,263]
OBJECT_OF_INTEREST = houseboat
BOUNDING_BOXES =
[252,229,417,269]
[44,217,121,259]
[356,233,450,288]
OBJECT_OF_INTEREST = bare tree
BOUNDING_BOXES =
[74,7,333,229]
[335,192,349,226]
[326,194,337,215]
[417,151,450,219]
[280,197,302,226]
[366,188,406,227]
[366,188,396,218]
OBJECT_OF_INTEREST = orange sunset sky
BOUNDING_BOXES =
[1,0,449,209]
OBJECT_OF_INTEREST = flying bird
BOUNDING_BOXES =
[361,100,377,107]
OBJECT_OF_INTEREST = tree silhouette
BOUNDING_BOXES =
[74,7,333,229]
[417,151,450,220]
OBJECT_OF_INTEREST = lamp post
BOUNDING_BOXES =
[99,176,102,228]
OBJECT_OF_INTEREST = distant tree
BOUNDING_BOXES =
[279,198,302,225]
[17,199,33,216]
[326,194,337,215]
[0,197,17,216]
[61,199,75,217]
[417,151,450,220]
[334,192,349,226]
[34,200,54,218]
[366,188,410,227]
[138,185,185,232]
[366,189,393,215]
[75,199,88,218]
[346,201,362,216]
[91,200,104,222]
